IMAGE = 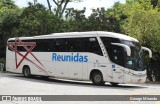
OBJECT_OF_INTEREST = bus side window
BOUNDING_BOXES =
[7,40,14,51]
[8,46,14,51]
[53,39,67,52]
[83,37,103,56]
[110,46,123,66]
[66,38,82,52]
[101,37,124,66]
[17,46,26,51]
[34,40,51,52]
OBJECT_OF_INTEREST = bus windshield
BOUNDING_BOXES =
[122,40,145,71]
[101,37,145,71]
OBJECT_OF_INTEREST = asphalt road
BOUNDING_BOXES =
[0,72,160,104]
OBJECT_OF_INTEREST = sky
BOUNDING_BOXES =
[13,0,126,16]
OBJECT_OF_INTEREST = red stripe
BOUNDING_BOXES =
[7,38,51,76]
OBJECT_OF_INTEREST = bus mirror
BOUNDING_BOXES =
[141,47,152,58]
[111,43,131,56]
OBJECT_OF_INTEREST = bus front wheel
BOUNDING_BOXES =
[91,71,105,86]
[23,66,31,78]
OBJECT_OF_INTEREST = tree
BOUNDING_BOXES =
[64,7,87,31]
[47,0,52,12]
[46,0,82,18]
[151,0,158,8]
[0,0,21,58]
[18,2,62,36]
[63,5,126,33]
[0,0,17,8]
[105,2,127,33]
[33,0,37,5]
[122,0,160,81]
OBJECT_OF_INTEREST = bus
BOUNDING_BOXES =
[6,31,152,86]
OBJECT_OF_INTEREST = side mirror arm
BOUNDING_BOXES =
[111,43,131,56]
[141,47,152,58]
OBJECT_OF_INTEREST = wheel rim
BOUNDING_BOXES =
[94,74,102,83]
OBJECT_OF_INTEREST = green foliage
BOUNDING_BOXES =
[64,7,87,31]
[0,1,62,57]
[88,8,110,31]
[48,0,83,18]
[105,2,127,33]
[64,7,123,32]
[0,0,20,36]
[0,0,17,8]
[122,0,160,59]
[121,0,160,81]
[18,2,62,36]
[0,0,21,57]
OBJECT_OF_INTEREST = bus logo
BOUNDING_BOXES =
[52,53,88,62]
[7,38,51,75]
[7,38,37,69]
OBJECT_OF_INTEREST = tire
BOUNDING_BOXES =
[91,71,105,86]
[110,82,119,86]
[23,66,31,78]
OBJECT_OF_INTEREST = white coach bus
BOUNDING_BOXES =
[6,31,152,86]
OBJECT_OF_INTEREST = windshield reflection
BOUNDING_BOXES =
[122,40,145,71]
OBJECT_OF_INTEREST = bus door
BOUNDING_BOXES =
[111,46,124,83]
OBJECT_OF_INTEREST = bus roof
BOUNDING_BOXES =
[8,31,139,42]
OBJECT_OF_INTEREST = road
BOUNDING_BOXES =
[0,72,160,104]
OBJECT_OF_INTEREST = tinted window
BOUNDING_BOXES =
[8,40,35,52]
[109,46,124,66]
[51,38,84,52]
[84,37,103,56]
[51,38,67,52]
[66,38,83,52]
[7,40,14,51]
[17,46,26,51]
[51,37,102,55]
[33,39,51,52]
[8,37,103,56]
[101,37,124,66]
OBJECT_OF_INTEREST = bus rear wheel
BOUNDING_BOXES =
[23,66,31,78]
[91,71,105,86]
